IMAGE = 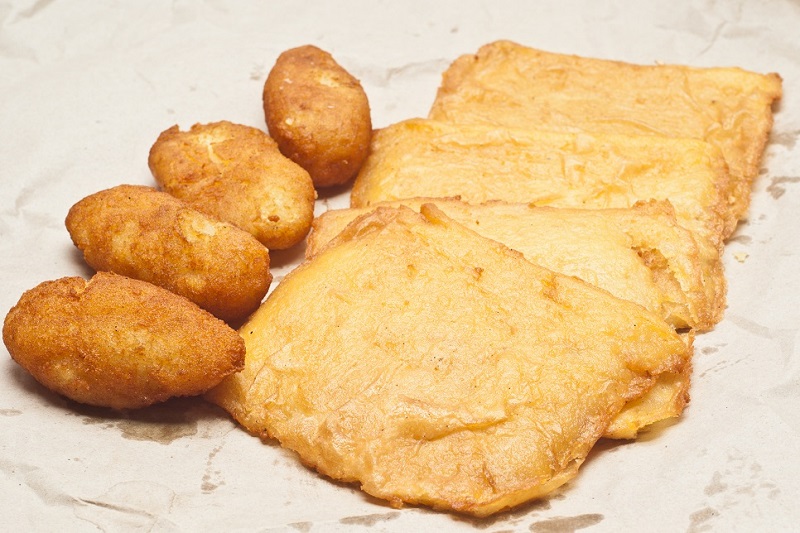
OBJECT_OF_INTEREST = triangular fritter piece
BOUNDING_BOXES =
[207,205,689,516]
[428,41,782,222]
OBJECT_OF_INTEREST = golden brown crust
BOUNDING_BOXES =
[351,118,731,251]
[3,272,245,410]
[310,198,725,332]
[66,184,271,323]
[148,120,316,250]
[605,335,694,440]
[207,205,689,516]
[263,45,372,188]
[429,40,782,224]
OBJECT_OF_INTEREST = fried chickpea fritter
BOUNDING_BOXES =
[208,205,689,516]
[3,272,245,410]
[429,40,782,223]
[66,184,271,324]
[148,121,316,250]
[263,45,372,188]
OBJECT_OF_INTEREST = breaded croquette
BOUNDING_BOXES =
[263,45,372,188]
[66,184,271,324]
[148,120,316,250]
[3,272,245,410]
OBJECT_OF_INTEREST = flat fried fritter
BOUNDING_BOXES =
[148,120,316,250]
[605,355,692,439]
[3,272,245,410]
[66,184,271,324]
[429,41,782,222]
[350,118,731,251]
[207,205,689,516]
[309,199,710,439]
[309,198,724,332]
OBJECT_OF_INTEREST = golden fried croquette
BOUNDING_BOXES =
[148,120,316,250]
[3,272,245,410]
[429,40,782,222]
[263,45,372,188]
[66,184,271,324]
[207,205,689,516]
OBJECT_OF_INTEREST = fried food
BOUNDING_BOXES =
[605,357,692,439]
[351,118,730,251]
[309,198,725,332]
[263,45,372,188]
[429,40,782,222]
[148,120,316,250]
[207,205,690,516]
[66,184,271,324]
[3,272,245,410]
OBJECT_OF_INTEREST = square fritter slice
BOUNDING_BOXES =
[428,41,782,222]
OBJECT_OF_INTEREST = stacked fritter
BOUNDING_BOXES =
[5,40,782,517]
[209,41,782,515]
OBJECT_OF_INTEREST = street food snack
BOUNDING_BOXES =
[429,40,782,222]
[263,45,372,188]
[148,120,316,250]
[350,118,731,250]
[309,198,725,332]
[605,361,692,439]
[66,184,271,323]
[3,272,245,410]
[207,205,690,515]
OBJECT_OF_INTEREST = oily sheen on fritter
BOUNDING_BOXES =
[207,205,689,516]
[428,41,782,223]
[350,118,731,251]
[309,198,724,332]
[309,199,703,439]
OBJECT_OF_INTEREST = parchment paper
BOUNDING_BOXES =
[1,1,798,531]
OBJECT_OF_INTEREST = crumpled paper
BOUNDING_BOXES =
[1,1,798,531]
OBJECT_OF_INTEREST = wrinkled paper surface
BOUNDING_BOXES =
[1,1,798,531]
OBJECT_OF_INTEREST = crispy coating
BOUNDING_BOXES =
[310,198,725,332]
[148,120,316,250]
[207,205,689,516]
[605,349,693,439]
[309,200,711,439]
[66,185,271,323]
[429,40,782,222]
[263,45,372,188]
[3,272,245,410]
[351,118,731,251]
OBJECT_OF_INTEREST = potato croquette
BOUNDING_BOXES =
[263,45,372,188]
[66,184,271,323]
[3,272,245,410]
[148,120,316,250]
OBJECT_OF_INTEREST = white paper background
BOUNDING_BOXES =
[1,1,798,531]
